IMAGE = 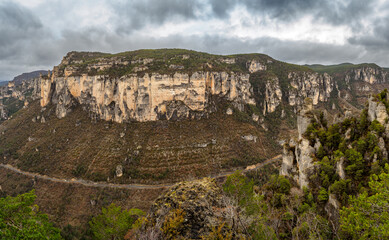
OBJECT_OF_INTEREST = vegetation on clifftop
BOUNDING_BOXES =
[306,63,382,75]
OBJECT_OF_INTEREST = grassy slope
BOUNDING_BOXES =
[0,101,280,185]
[0,168,165,229]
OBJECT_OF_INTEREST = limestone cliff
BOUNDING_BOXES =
[345,66,388,84]
[280,98,316,188]
[287,71,333,107]
[0,76,40,121]
[41,70,255,122]
[25,50,388,126]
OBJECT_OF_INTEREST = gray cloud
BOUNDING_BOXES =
[209,0,378,27]
[0,0,389,80]
[113,0,206,33]
[0,2,43,58]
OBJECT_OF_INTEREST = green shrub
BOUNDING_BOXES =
[89,203,144,240]
[318,187,329,203]
[72,164,86,177]
[340,165,389,239]
[267,175,291,195]
[370,120,385,135]
[345,148,365,180]
[0,190,62,239]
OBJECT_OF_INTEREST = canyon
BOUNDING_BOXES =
[1,49,389,232]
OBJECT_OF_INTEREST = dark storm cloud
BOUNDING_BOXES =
[0,1,43,58]
[113,0,206,33]
[209,0,377,26]
[0,0,389,80]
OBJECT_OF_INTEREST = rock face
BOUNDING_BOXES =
[39,50,344,122]
[23,49,389,125]
[281,98,316,188]
[41,71,255,122]
[138,178,244,239]
[0,75,41,121]
[346,66,388,84]
[247,59,267,73]
[287,72,333,106]
[367,96,389,125]
[252,70,333,116]
[262,75,282,115]
[0,103,7,119]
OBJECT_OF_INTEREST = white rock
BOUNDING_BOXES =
[252,113,259,122]
[116,165,123,177]
[241,135,257,143]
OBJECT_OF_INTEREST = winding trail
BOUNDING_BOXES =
[0,154,282,190]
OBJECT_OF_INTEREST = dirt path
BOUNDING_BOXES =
[0,154,282,189]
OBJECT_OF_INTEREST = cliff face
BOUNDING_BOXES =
[41,71,255,122]
[280,98,316,188]
[287,72,333,106]
[345,66,388,85]
[0,76,40,121]
[281,93,389,189]
[35,50,389,125]
[41,50,339,123]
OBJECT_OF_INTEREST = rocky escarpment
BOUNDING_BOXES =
[287,71,333,107]
[345,66,388,85]
[41,70,255,122]
[280,98,316,188]
[281,91,389,189]
[308,63,389,108]
[40,50,341,124]
[1,49,381,129]
[0,76,40,121]
[40,51,271,123]
[137,178,245,239]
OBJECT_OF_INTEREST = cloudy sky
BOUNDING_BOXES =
[1,0,389,80]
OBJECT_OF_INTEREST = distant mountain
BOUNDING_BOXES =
[12,70,48,85]
[305,62,382,74]
[0,81,9,86]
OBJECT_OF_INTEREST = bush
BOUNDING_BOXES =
[370,120,385,135]
[0,190,62,239]
[89,203,144,240]
[72,164,86,177]
[345,149,365,181]
[340,165,389,239]
[162,208,185,240]
[318,187,329,203]
[267,175,291,195]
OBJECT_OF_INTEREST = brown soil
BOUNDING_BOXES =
[0,101,280,184]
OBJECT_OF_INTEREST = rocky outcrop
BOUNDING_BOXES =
[31,50,389,125]
[247,60,267,73]
[137,178,244,239]
[346,66,388,84]
[262,76,282,115]
[288,72,333,106]
[367,96,389,125]
[281,98,316,188]
[0,103,7,120]
[0,76,41,121]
